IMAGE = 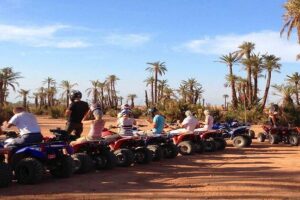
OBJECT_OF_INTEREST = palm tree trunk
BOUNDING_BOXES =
[151,82,154,105]
[145,90,149,108]
[247,66,253,105]
[154,72,158,104]
[229,65,238,109]
[262,71,272,110]
[253,76,258,104]
[295,83,299,105]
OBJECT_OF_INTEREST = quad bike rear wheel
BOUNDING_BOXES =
[204,140,217,152]
[289,135,299,146]
[0,162,12,187]
[257,133,266,142]
[96,150,117,170]
[163,143,178,159]
[50,155,74,178]
[178,141,195,155]
[213,138,227,151]
[269,134,279,145]
[244,135,252,147]
[194,140,205,154]
[114,148,134,167]
[134,147,153,164]
[15,157,44,184]
[72,153,94,174]
[147,145,164,161]
[233,136,248,148]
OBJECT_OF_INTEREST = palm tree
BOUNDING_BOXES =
[17,89,30,108]
[144,76,155,104]
[272,84,295,106]
[218,53,240,109]
[237,42,255,105]
[251,53,263,103]
[261,54,281,110]
[106,75,119,108]
[97,81,106,109]
[86,80,100,104]
[146,61,167,104]
[60,80,78,108]
[281,0,300,44]
[223,94,229,110]
[286,72,300,105]
[37,87,47,108]
[158,79,168,100]
[0,67,22,106]
[128,94,137,108]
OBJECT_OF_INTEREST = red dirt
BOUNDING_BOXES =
[0,116,300,200]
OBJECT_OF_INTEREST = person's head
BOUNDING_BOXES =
[204,110,210,116]
[121,104,130,110]
[148,107,158,118]
[121,109,131,118]
[70,90,82,102]
[185,110,193,117]
[13,106,25,114]
[92,109,103,120]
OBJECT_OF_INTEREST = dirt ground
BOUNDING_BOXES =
[0,116,300,200]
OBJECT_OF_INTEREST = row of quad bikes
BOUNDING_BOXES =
[0,125,254,188]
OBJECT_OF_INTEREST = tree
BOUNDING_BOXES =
[106,75,119,108]
[218,53,240,109]
[60,80,78,108]
[86,80,100,104]
[144,76,155,104]
[158,79,168,100]
[223,94,229,110]
[146,61,167,104]
[281,0,300,44]
[261,54,281,110]
[286,72,300,105]
[251,53,263,103]
[128,94,137,108]
[43,77,56,107]
[17,89,30,108]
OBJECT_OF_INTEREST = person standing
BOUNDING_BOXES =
[2,107,43,147]
[65,90,89,139]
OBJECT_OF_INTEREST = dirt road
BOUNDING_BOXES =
[0,116,300,200]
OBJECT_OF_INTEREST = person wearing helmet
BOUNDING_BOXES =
[194,110,214,132]
[65,90,89,139]
[149,107,165,135]
[169,110,199,135]
[264,103,279,128]
[117,104,132,119]
[117,109,136,136]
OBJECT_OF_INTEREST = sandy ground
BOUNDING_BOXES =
[0,116,300,200]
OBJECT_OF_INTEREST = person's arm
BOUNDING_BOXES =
[181,118,188,128]
[83,110,91,121]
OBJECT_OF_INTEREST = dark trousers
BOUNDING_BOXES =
[65,122,83,138]
[5,133,43,147]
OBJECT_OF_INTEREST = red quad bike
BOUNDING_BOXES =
[102,129,152,167]
[257,125,299,146]
[195,130,227,152]
[0,146,13,188]
[171,132,204,155]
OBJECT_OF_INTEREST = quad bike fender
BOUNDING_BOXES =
[15,147,46,160]
[173,133,194,144]
[200,131,221,140]
[231,126,249,137]
[113,138,133,150]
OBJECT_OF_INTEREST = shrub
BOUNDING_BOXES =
[131,108,144,118]
[106,109,118,117]
[49,106,65,119]
[0,105,14,124]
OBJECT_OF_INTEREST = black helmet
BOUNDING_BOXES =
[70,90,82,101]
[148,107,158,117]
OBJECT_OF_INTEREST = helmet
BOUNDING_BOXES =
[90,103,101,112]
[148,107,158,116]
[121,104,130,110]
[121,109,131,116]
[70,90,82,101]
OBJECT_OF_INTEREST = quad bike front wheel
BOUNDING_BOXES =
[0,162,12,187]
[114,148,134,167]
[257,133,266,142]
[178,141,195,155]
[163,143,178,159]
[233,136,248,148]
[204,140,217,152]
[134,147,153,164]
[269,134,279,145]
[72,153,94,174]
[15,157,44,184]
[50,155,74,178]
[95,150,117,170]
[213,138,227,151]
[289,135,299,146]
[147,145,164,161]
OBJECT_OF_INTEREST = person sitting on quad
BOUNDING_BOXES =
[117,104,131,119]
[148,107,165,135]
[70,106,105,145]
[1,106,43,147]
[264,103,279,128]
[194,110,214,132]
[117,109,137,136]
[169,110,199,135]
[65,90,89,139]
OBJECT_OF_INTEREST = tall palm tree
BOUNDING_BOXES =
[37,87,47,108]
[144,76,155,104]
[261,54,281,110]
[86,80,100,104]
[281,0,300,44]
[158,79,168,100]
[17,89,30,108]
[251,53,263,103]
[128,94,137,108]
[106,75,119,108]
[237,42,255,105]
[146,61,167,104]
[43,77,56,107]
[97,81,106,109]
[60,80,78,108]
[0,67,22,106]
[272,84,295,106]
[218,53,240,109]
[286,72,300,105]
[223,94,229,110]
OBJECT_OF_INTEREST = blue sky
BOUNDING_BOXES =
[0,0,299,105]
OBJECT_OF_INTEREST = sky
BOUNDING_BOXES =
[0,0,299,105]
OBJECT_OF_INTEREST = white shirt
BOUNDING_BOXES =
[117,117,135,135]
[8,112,41,136]
[182,116,199,132]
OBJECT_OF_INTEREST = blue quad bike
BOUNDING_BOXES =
[0,130,75,185]
[213,123,254,148]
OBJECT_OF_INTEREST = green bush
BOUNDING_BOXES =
[131,108,144,118]
[106,109,118,117]
[49,106,65,119]
[0,105,14,124]
[31,107,46,115]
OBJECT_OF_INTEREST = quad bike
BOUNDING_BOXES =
[257,125,299,146]
[213,122,255,139]
[0,144,12,188]
[195,130,227,152]
[133,128,178,161]
[1,130,74,185]
[102,129,153,167]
